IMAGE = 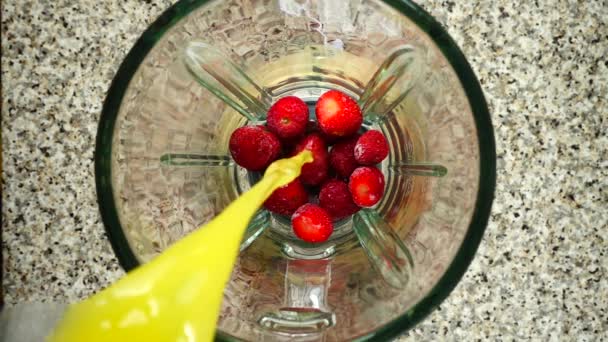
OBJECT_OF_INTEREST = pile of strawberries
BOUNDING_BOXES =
[229,90,389,243]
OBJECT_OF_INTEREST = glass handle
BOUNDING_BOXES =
[353,209,413,289]
[359,45,426,122]
[258,259,335,334]
[183,41,272,121]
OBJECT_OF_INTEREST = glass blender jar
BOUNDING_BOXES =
[95,0,496,340]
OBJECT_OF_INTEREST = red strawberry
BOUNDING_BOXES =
[292,133,329,186]
[266,96,309,140]
[348,166,385,207]
[315,90,362,137]
[264,179,309,216]
[306,121,341,145]
[291,204,334,243]
[229,125,281,171]
[329,135,359,178]
[354,130,389,165]
[319,179,360,219]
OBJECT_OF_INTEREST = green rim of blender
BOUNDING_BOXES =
[95,0,496,340]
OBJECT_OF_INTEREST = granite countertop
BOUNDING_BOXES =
[2,0,606,340]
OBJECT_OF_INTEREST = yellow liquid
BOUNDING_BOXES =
[49,151,313,342]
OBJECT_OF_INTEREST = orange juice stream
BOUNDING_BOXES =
[49,151,313,342]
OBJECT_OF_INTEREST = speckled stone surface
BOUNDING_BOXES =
[2,0,607,340]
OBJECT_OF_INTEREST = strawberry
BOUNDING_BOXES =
[348,166,385,207]
[292,133,329,186]
[315,90,362,137]
[354,130,389,165]
[229,125,281,171]
[291,204,334,243]
[319,179,360,219]
[266,96,309,140]
[264,179,309,216]
[329,135,359,178]
[306,120,342,145]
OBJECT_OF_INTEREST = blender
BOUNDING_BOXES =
[95,0,496,340]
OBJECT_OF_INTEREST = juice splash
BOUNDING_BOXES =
[49,151,313,342]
